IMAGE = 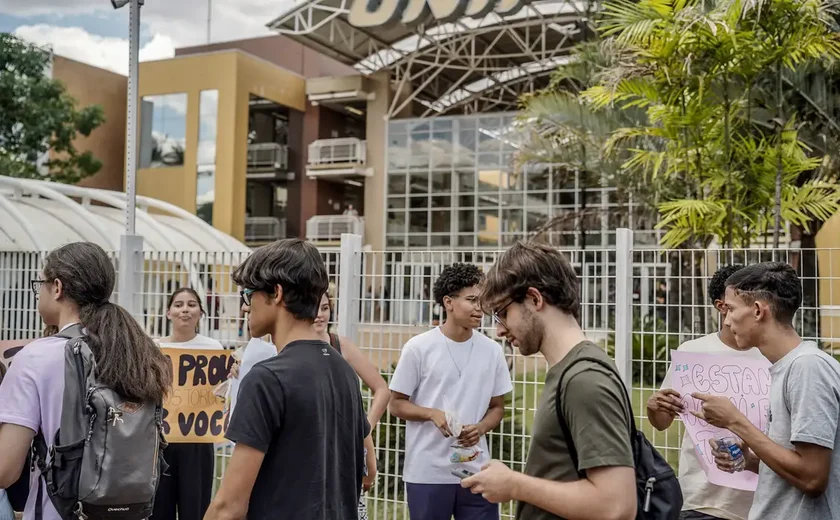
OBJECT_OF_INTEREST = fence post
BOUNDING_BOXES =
[337,233,363,343]
[614,228,634,392]
[118,234,144,320]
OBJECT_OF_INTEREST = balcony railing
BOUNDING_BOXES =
[245,217,286,243]
[248,143,288,171]
[306,215,364,242]
[308,138,366,166]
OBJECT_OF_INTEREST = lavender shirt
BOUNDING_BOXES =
[0,333,68,520]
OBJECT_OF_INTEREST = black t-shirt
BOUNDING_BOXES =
[226,339,371,519]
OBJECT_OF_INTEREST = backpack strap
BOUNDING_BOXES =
[555,356,637,479]
[329,333,342,355]
[32,430,47,520]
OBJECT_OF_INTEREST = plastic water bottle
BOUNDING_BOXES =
[714,436,746,471]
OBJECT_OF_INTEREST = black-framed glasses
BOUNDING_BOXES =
[492,300,514,327]
[240,288,257,306]
[30,279,47,297]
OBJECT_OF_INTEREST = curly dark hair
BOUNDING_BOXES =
[433,263,484,307]
[708,264,744,303]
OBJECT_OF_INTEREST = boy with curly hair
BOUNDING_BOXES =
[389,263,512,520]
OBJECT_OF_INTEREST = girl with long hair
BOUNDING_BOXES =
[0,242,171,520]
[151,287,223,520]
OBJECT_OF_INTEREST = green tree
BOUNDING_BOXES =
[0,33,105,183]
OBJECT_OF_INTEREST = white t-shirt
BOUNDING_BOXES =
[156,334,224,350]
[389,327,513,484]
[229,338,277,416]
[661,333,767,520]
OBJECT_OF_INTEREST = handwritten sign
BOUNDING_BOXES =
[161,347,234,443]
[669,350,772,491]
[0,339,34,369]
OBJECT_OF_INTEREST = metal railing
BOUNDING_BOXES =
[306,215,365,242]
[245,217,286,243]
[308,137,366,165]
[247,143,288,171]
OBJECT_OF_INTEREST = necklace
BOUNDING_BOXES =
[444,332,475,378]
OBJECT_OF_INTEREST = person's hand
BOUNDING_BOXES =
[459,424,486,447]
[710,438,758,473]
[428,409,453,437]
[229,360,241,379]
[647,389,684,417]
[691,393,743,429]
[461,460,517,503]
[362,460,377,491]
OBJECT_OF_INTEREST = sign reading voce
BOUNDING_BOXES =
[348,0,528,27]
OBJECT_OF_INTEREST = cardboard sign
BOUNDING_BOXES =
[160,347,234,443]
[0,339,34,368]
[670,350,772,491]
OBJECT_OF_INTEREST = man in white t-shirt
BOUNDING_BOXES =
[389,263,513,520]
[647,265,766,520]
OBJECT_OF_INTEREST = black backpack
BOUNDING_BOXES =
[556,356,682,520]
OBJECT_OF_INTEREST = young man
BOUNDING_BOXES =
[389,263,512,520]
[693,262,840,520]
[647,265,764,520]
[461,241,637,520]
[205,239,370,520]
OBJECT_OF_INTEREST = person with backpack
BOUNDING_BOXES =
[461,241,680,520]
[152,287,225,520]
[205,239,370,520]
[0,242,172,520]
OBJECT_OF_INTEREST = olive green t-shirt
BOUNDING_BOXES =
[516,341,635,520]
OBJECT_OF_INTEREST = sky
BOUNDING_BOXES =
[0,0,293,75]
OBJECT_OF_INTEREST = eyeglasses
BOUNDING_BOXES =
[30,279,47,297]
[240,288,257,306]
[492,300,514,327]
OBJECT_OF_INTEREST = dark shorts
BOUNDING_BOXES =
[679,512,727,520]
[405,483,499,520]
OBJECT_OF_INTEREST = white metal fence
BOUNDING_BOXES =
[247,142,289,171]
[2,232,839,519]
[306,215,365,242]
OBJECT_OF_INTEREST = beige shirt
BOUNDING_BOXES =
[661,333,767,520]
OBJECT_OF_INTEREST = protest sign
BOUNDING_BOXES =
[160,347,234,443]
[0,339,34,368]
[669,349,772,491]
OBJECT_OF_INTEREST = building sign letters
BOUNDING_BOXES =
[348,0,527,28]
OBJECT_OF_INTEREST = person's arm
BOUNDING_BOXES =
[513,465,636,520]
[340,336,390,428]
[362,433,376,491]
[646,361,681,431]
[206,365,284,519]
[0,424,34,488]
[204,444,265,520]
[0,347,43,487]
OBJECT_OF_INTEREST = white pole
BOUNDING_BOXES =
[124,0,140,235]
[207,0,212,43]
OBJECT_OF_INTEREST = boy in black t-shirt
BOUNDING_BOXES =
[205,239,371,520]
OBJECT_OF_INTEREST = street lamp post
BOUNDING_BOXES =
[114,0,144,317]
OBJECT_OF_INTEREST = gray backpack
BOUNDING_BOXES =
[33,325,167,520]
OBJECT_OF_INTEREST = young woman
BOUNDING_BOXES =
[152,287,224,520]
[314,293,389,505]
[0,242,171,520]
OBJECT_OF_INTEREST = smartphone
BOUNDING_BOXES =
[451,468,475,479]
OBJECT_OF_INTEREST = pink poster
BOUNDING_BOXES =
[669,350,772,491]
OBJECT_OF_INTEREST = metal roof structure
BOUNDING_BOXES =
[267,0,594,117]
[0,177,250,253]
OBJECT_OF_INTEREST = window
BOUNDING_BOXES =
[139,93,187,168]
[196,90,218,225]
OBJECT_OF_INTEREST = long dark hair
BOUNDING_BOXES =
[43,242,171,403]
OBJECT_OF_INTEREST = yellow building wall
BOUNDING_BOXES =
[815,213,840,348]
[136,51,306,241]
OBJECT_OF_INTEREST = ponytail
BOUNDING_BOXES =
[80,301,172,403]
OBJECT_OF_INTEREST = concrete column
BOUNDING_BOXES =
[364,71,391,252]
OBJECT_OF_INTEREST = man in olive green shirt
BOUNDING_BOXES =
[462,241,637,520]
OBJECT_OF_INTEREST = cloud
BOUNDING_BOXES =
[13,24,175,75]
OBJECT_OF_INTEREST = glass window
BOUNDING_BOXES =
[388,173,407,195]
[431,234,451,247]
[409,196,429,209]
[409,171,429,195]
[458,210,475,233]
[431,195,452,208]
[387,196,406,209]
[139,93,187,168]
[431,210,451,233]
[387,211,407,234]
[409,211,428,233]
[478,170,501,192]
[431,171,452,193]
[195,90,218,225]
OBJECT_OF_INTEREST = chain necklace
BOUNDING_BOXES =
[443,331,475,378]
